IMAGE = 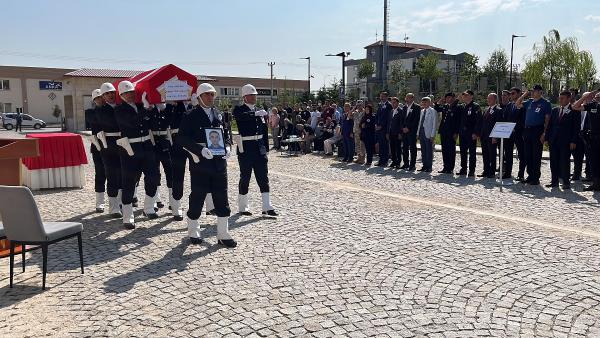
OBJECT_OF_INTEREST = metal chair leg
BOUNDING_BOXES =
[9,242,15,288]
[42,244,48,290]
[21,244,26,272]
[77,233,84,274]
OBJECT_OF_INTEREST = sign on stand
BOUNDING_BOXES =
[490,122,516,192]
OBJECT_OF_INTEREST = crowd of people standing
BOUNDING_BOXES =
[267,86,600,192]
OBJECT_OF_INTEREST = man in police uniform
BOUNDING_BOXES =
[233,84,277,217]
[177,83,236,247]
[435,93,461,174]
[150,102,176,218]
[516,84,552,185]
[164,101,187,221]
[85,89,107,212]
[544,91,579,189]
[479,93,501,178]
[114,81,160,229]
[457,90,481,177]
[97,83,123,218]
[573,90,600,191]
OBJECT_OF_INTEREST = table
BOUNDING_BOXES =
[280,137,304,156]
[21,133,88,190]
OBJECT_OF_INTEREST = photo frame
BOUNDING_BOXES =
[205,128,226,156]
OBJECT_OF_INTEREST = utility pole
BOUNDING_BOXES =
[268,61,275,104]
[382,0,389,90]
[326,52,350,105]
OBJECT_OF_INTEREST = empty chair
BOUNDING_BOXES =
[0,185,84,290]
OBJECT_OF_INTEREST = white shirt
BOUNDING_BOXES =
[581,110,587,131]
[310,111,320,129]
[201,106,214,122]
[405,102,414,116]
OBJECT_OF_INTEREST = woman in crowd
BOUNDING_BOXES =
[360,104,376,165]
[341,103,355,162]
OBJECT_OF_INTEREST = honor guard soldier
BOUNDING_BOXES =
[435,93,461,174]
[233,84,277,217]
[177,83,236,247]
[573,90,600,191]
[457,90,482,177]
[85,89,107,212]
[164,101,188,220]
[97,83,123,218]
[150,102,175,216]
[114,81,160,229]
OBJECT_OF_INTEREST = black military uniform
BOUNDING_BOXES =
[166,102,188,220]
[96,102,123,217]
[389,105,405,168]
[360,110,376,165]
[85,105,106,212]
[400,102,421,170]
[177,105,235,247]
[479,105,502,178]
[457,101,482,176]
[114,101,160,228]
[435,99,461,173]
[545,104,579,188]
[582,101,600,190]
[150,104,174,211]
[233,103,277,216]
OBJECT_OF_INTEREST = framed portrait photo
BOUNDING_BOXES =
[205,128,226,156]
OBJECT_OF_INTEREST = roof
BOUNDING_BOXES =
[64,68,144,78]
[365,41,446,53]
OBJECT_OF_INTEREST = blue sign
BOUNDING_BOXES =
[39,81,62,90]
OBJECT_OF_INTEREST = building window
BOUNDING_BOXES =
[16,107,23,113]
[371,62,376,78]
[0,79,9,90]
[1,103,12,112]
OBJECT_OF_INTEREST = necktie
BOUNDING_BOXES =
[559,107,564,121]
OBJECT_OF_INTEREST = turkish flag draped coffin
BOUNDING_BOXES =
[114,64,198,104]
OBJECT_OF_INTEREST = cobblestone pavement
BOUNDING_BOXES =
[1,144,599,337]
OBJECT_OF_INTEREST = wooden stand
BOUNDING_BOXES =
[0,138,39,257]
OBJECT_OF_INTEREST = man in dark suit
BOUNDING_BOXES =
[400,93,421,171]
[479,93,502,178]
[544,91,579,189]
[388,97,404,168]
[435,93,461,174]
[375,91,393,167]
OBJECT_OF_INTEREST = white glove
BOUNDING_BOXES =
[156,103,166,111]
[254,109,268,117]
[191,93,199,106]
[201,147,213,160]
[223,148,232,160]
[142,92,152,109]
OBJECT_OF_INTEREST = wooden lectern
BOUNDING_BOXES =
[0,138,39,257]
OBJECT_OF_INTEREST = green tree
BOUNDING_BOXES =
[388,63,413,98]
[415,53,443,95]
[458,53,481,91]
[573,51,598,91]
[357,60,375,80]
[483,47,509,94]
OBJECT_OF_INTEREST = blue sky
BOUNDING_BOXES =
[2,0,599,90]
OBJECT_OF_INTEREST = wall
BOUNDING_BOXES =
[0,78,23,112]
[25,79,65,123]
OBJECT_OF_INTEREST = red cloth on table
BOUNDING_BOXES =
[22,133,88,170]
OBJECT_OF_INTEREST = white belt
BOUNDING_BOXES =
[152,130,169,136]
[129,135,152,144]
[197,143,207,146]
[170,128,179,134]
[241,135,263,141]
[105,132,121,137]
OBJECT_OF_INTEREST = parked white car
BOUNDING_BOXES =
[1,113,47,130]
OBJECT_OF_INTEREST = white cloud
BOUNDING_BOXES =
[585,15,600,22]
[594,27,600,33]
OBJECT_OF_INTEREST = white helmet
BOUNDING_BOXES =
[91,89,102,100]
[241,84,258,97]
[118,81,135,95]
[100,82,116,95]
[196,83,217,97]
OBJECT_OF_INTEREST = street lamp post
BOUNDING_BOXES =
[326,52,350,105]
[300,57,311,94]
[509,34,525,88]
